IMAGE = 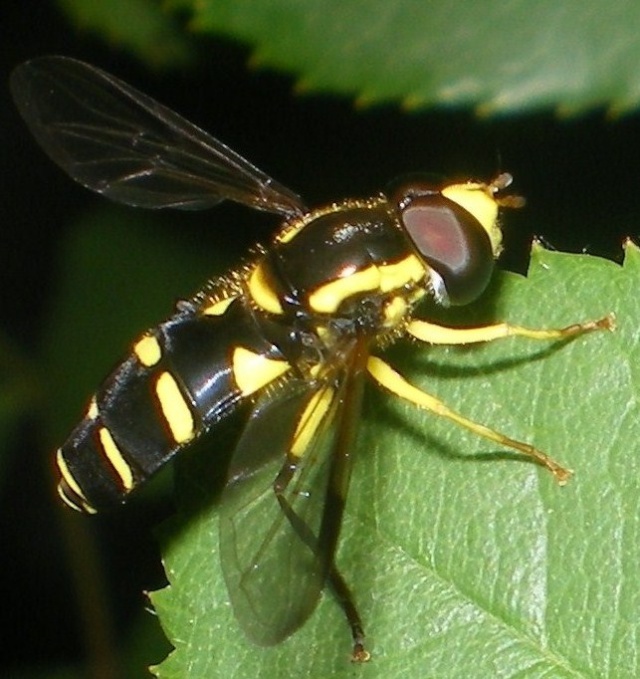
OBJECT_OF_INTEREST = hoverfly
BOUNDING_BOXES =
[10,56,612,661]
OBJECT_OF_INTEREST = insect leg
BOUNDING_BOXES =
[316,338,369,662]
[367,356,574,484]
[272,339,370,661]
[272,464,368,661]
[407,313,614,345]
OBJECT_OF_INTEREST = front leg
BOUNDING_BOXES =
[407,314,614,345]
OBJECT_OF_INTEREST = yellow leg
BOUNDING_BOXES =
[407,313,614,345]
[367,355,574,484]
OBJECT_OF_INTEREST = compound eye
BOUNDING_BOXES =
[400,194,494,306]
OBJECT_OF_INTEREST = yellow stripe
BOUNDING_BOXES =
[202,296,235,316]
[382,296,408,326]
[291,387,334,459]
[232,347,290,396]
[134,334,162,367]
[57,484,97,514]
[309,265,380,314]
[248,262,283,315]
[56,448,90,505]
[155,371,195,444]
[57,484,82,511]
[98,427,134,491]
[86,396,98,420]
[378,255,425,292]
[308,256,424,316]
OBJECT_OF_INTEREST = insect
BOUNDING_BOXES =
[11,56,612,662]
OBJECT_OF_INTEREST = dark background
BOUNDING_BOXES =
[2,2,639,677]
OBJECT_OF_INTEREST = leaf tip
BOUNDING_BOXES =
[530,238,549,255]
[623,237,640,267]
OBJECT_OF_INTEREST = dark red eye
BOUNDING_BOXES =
[395,191,494,306]
[400,194,494,304]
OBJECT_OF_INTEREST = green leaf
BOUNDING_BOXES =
[151,242,640,678]
[56,0,193,69]
[171,0,640,114]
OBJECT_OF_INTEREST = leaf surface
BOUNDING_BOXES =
[152,242,640,678]
[172,0,640,113]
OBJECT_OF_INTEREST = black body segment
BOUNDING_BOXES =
[57,295,290,511]
[272,201,407,294]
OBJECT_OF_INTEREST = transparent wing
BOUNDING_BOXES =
[10,56,306,215]
[219,369,353,646]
